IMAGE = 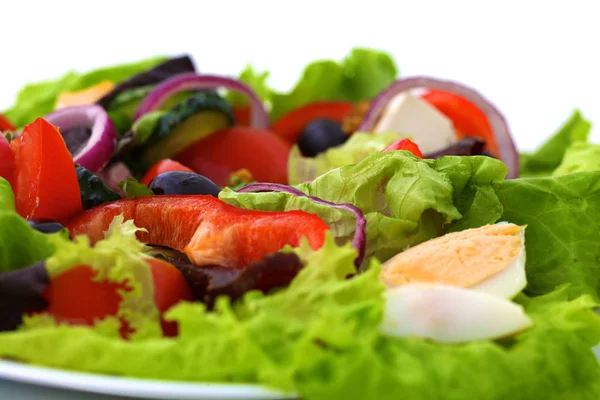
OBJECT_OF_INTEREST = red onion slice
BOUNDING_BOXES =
[134,73,270,129]
[44,105,117,173]
[238,183,367,270]
[358,77,519,179]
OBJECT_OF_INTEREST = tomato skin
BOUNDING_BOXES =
[420,90,499,157]
[43,258,193,338]
[0,135,15,189]
[271,101,353,144]
[383,139,424,158]
[0,114,15,132]
[140,159,194,186]
[12,118,82,224]
[176,127,291,187]
[233,106,251,126]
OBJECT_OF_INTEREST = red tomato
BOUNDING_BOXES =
[176,127,291,187]
[383,138,424,158]
[421,90,499,157]
[0,114,15,132]
[140,159,194,185]
[43,258,193,338]
[11,118,82,224]
[271,101,353,144]
[0,135,15,189]
[233,106,251,126]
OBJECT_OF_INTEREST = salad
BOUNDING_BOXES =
[1,48,600,400]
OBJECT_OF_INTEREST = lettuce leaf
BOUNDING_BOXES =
[222,152,507,263]
[0,178,54,272]
[118,178,154,198]
[4,56,167,128]
[288,132,403,185]
[495,172,600,300]
[0,234,599,399]
[552,142,600,177]
[520,110,591,177]
[230,48,398,121]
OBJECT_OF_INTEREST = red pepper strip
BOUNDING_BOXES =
[383,138,424,158]
[421,90,499,157]
[0,114,16,132]
[67,195,329,269]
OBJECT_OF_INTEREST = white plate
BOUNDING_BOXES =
[0,360,296,400]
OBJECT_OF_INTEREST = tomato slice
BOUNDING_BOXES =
[421,90,499,157]
[43,258,193,338]
[176,126,291,187]
[66,195,329,269]
[233,106,252,127]
[271,101,353,144]
[0,135,15,189]
[383,138,424,158]
[140,159,194,185]
[0,114,16,132]
[11,118,82,224]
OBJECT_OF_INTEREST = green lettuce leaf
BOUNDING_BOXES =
[0,233,599,399]
[118,178,154,198]
[222,152,507,263]
[495,172,600,300]
[231,48,398,121]
[0,178,55,272]
[0,177,15,211]
[4,56,167,128]
[552,142,600,177]
[520,110,591,177]
[288,132,404,185]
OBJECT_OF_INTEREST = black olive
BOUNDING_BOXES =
[149,171,221,197]
[28,219,66,234]
[298,119,348,157]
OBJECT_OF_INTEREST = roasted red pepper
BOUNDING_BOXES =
[67,195,329,269]
[11,118,82,224]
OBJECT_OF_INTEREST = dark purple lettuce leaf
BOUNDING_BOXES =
[0,262,49,332]
[174,252,304,309]
[97,56,197,108]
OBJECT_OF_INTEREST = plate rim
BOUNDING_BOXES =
[0,359,295,399]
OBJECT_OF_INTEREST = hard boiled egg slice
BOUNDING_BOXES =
[380,223,526,299]
[380,283,533,343]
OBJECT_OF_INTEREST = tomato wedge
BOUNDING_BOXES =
[140,159,194,185]
[176,127,291,187]
[0,114,15,132]
[421,90,499,157]
[67,195,329,269]
[271,101,353,144]
[43,258,193,338]
[0,135,15,189]
[383,138,424,158]
[11,118,82,223]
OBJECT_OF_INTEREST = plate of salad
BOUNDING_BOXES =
[2,48,600,400]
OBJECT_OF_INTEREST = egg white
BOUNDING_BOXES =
[380,283,533,343]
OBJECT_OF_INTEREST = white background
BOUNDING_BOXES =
[2,0,599,151]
